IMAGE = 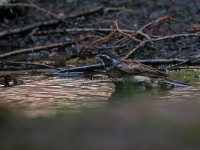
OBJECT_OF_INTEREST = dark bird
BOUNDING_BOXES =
[96,54,167,78]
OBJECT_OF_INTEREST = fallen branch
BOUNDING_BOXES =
[1,3,103,20]
[123,32,200,59]
[169,66,200,70]
[0,61,59,70]
[111,37,129,46]
[115,20,140,43]
[82,41,131,51]
[0,41,75,60]
[0,34,94,59]
[122,16,179,59]
[1,2,60,20]
[0,69,56,75]
[123,41,147,59]
[35,28,135,35]
[0,42,68,59]
[136,58,186,65]
[169,54,200,68]
[0,6,104,39]
[92,30,116,44]
[0,19,60,38]
[66,6,103,19]
[137,16,176,39]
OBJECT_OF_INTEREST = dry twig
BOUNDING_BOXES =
[1,3,62,21]
[0,19,59,38]
[115,20,141,43]
[123,32,200,59]
[0,35,91,59]
[0,6,104,39]
[136,16,176,39]
[91,30,116,44]
[170,53,200,68]
[170,66,200,70]
[0,61,59,70]
[35,28,135,35]
[136,58,186,65]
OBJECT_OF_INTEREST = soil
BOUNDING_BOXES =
[1,0,200,63]
[0,0,200,85]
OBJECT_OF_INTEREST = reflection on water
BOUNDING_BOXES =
[158,86,200,101]
[0,76,114,117]
[0,75,200,117]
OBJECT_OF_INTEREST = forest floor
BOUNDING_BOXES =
[1,0,200,65]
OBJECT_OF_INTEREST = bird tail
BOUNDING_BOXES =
[155,70,168,78]
[142,70,168,78]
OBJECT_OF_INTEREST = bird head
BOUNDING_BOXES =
[95,54,118,68]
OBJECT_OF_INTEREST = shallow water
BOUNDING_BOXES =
[0,76,115,116]
[0,75,200,117]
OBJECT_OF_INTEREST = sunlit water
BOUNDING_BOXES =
[0,75,200,117]
[0,76,115,117]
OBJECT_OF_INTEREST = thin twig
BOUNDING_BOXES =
[170,53,200,68]
[111,37,128,46]
[0,3,31,7]
[137,31,151,39]
[123,41,147,59]
[137,16,176,39]
[136,58,186,65]
[83,41,131,51]
[149,32,200,42]
[92,30,116,44]
[0,6,104,39]
[1,3,60,20]
[0,61,59,70]
[138,16,175,32]
[35,28,136,35]
[0,38,85,60]
[30,2,61,20]
[115,20,141,43]
[123,32,200,59]
[170,66,200,70]
[0,19,60,38]
[1,3,103,20]
[66,6,103,19]
[0,42,68,59]
[0,69,56,75]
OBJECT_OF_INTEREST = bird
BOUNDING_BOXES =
[95,53,192,90]
[95,53,167,78]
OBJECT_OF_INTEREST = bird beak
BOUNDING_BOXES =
[95,55,105,67]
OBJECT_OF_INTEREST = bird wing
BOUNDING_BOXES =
[116,60,147,74]
[116,60,167,78]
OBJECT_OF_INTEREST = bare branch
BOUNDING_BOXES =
[0,6,104,39]
[36,28,135,35]
[0,36,89,60]
[136,16,176,39]
[1,2,60,20]
[124,32,200,59]
[115,20,141,43]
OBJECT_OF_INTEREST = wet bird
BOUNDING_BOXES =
[96,54,167,78]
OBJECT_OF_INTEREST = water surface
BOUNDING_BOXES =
[0,75,200,117]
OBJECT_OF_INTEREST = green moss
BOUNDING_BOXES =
[169,69,200,84]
